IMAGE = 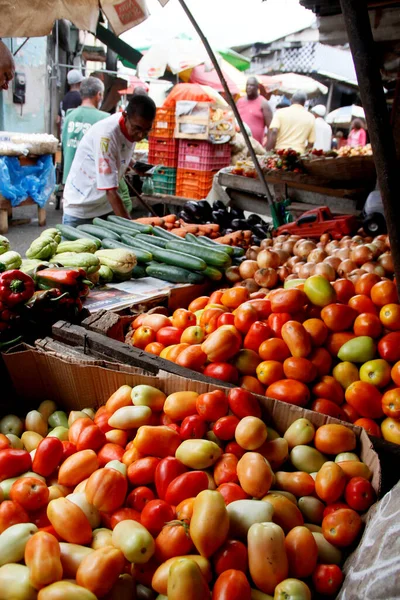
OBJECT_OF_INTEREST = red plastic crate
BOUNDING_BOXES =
[148,137,179,167]
[151,107,175,138]
[176,168,217,200]
[178,140,231,171]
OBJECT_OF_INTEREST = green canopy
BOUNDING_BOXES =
[95,24,143,69]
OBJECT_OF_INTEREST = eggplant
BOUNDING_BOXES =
[179,210,195,223]
[231,218,249,230]
[197,200,213,220]
[247,213,264,226]
[183,201,204,221]
[229,207,245,220]
[213,200,227,212]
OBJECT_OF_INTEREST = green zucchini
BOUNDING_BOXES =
[129,238,207,272]
[153,226,181,240]
[165,239,231,268]
[132,264,146,279]
[194,234,244,257]
[198,265,223,281]
[146,262,204,284]
[93,218,139,237]
[56,224,102,248]
[101,239,152,263]
[77,224,120,241]
[107,215,153,234]
[135,234,167,248]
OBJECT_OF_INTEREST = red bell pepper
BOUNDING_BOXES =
[34,268,92,298]
[0,270,34,307]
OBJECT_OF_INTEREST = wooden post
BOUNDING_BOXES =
[339,0,400,297]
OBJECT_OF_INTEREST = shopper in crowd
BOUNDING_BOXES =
[347,118,367,147]
[236,77,273,144]
[57,69,84,137]
[63,94,156,226]
[311,104,332,152]
[0,40,15,91]
[266,90,315,154]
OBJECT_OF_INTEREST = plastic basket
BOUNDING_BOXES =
[176,168,216,200]
[148,137,179,168]
[153,166,177,196]
[178,140,231,171]
[151,108,175,139]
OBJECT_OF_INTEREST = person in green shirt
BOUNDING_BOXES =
[62,76,132,213]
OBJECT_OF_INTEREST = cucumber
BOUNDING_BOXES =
[101,238,152,263]
[146,262,204,284]
[56,224,102,249]
[153,226,181,240]
[129,238,207,272]
[197,265,223,281]
[93,218,139,237]
[77,224,120,241]
[194,235,244,257]
[165,239,231,268]
[107,215,153,234]
[132,264,146,279]
[135,234,167,248]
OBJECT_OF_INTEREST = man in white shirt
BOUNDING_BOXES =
[311,104,332,152]
[63,94,156,226]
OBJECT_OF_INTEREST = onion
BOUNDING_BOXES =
[292,261,305,276]
[325,240,340,255]
[373,240,387,253]
[260,238,273,250]
[296,240,317,259]
[351,235,364,246]
[324,256,341,271]
[254,268,278,288]
[289,235,301,242]
[365,243,381,259]
[320,233,331,245]
[239,260,259,280]
[236,278,260,294]
[225,266,242,284]
[378,252,394,274]
[257,249,280,269]
[273,242,283,250]
[299,263,316,279]
[314,262,336,281]
[285,273,301,281]
[275,249,290,265]
[293,239,305,255]
[275,235,287,244]
[282,241,295,254]
[278,265,291,282]
[364,236,374,244]
[245,246,261,260]
[335,248,350,261]
[287,256,302,268]
[338,259,357,277]
[307,248,328,264]
[362,262,386,277]
[350,245,374,266]
[347,268,367,284]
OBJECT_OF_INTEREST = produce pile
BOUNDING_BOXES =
[127,245,400,444]
[0,230,89,347]
[0,383,377,599]
[231,150,303,179]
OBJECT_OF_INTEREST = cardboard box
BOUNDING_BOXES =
[3,346,381,495]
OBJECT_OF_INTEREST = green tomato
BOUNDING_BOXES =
[48,410,69,429]
[290,446,327,473]
[274,579,311,600]
[0,415,24,437]
[5,434,23,449]
[298,496,325,525]
[47,426,69,441]
[337,336,376,363]
[112,521,155,564]
[303,275,336,307]
[335,452,360,463]
[359,358,391,387]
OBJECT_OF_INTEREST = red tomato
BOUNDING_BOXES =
[259,338,291,362]
[333,279,355,303]
[217,313,235,327]
[110,508,141,529]
[213,416,240,441]
[380,303,400,330]
[97,443,124,467]
[213,453,239,486]
[312,564,344,596]
[234,303,259,334]
[94,409,113,434]
[155,457,188,501]
[154,520,194,562]
[378,332,400,362]
[311,399,348,421]
[29,505,51,528]
[355,273,381,297]
[312,376,344,405]
[345,381,383,419]
[203,363,239,384]
[348,294,378,315]
[345,477,376,512]
[140,499,175,537]
[321,304,357,332]
[266,379,310,407]
[370,280,398,306]
[10,477,49,511]
[156,326,184,346]
[225,442,246,459]
[322,508,362,547]
[0,449,32,483]
[32,438,63,477]
[196,390,229,421]
[227,388,261,419]
[171,308,196,330]
[127,457,160,486]
[212,569,251,600]
[353,313,382,338]
[126,486,155,512]
[353,418,382,437]
[341,403,361,423]
[180,415,207,440]
[322,502,350,519]
[213,540,248,575]
[165,471,209,506]
[217,482,250,505]
[309,347,333,377]
[0,500,29,533]
[60,441,77,463]
[382,388,400,419]
[0,434,10,450]
[243,321,273,352]
[268,312,291,338]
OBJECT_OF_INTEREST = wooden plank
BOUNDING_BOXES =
[51,321,235,389]
[142,194,189,207]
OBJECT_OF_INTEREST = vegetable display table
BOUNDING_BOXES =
[0,194,46,234]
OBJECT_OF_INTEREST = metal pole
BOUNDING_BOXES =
[339,0,400,297]
[176,0,274,205]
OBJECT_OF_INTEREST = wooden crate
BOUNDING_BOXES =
[175,102,235,141]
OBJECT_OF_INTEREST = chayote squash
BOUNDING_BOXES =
[52,252,100,275]
[98,265,114,284]
[0,251,22,270]
[0,235,10,256]
[56,238,98,255]
[26,236,58,260]
[20,259,50,276]
[95,249,137,275]
[40,228,62,244]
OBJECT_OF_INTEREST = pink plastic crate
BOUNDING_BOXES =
[178,140,231,171]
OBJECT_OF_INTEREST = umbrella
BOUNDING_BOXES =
[267,73,328,97]
[138,38,210,79]
[184,59,246,95]
[326,105,365,126]
[118,76,149,96]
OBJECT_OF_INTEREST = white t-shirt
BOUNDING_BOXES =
[63,113,135,218]
[313,117,333,152]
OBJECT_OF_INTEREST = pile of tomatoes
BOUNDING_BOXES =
[0,383,377,599]
[128,273,400,445]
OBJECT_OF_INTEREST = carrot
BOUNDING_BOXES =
[134,217,164,226]
[178,225,199,234]
[170,229,188,237]
[163,214,177,223]
[165,222,175,230]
